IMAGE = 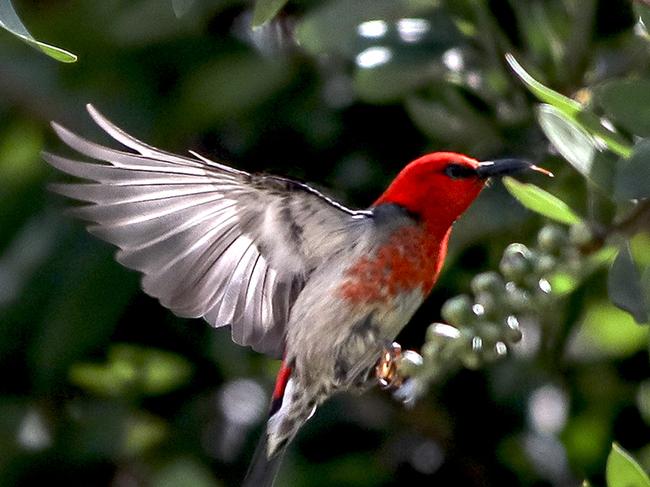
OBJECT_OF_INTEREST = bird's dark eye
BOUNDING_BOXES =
[444,163,476,179]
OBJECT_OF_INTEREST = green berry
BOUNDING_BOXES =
[475,293,499,319]
[537,225,567,254]
[569,222,593,247]
[476,321,502,345]
[426,322,461,344]
[504,282,530,312]
[421,341,440,361]
[534,254,557,275]
[441,295,474,324]
[503,315,523,343]
[460,350,482,369]
[471,271,505,296]
[500,243,534,283]
[398,350,424,376]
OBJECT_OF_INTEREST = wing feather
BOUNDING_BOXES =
[45,104,370,357]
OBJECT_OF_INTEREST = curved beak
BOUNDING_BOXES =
[477,159,553,179]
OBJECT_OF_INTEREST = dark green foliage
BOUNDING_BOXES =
[1,0,649,486]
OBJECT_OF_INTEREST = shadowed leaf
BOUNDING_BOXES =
[608,244,649,324]
[615,140,650,201]
[252,0,289,27]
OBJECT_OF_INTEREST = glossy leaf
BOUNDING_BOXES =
[505,53,581,116]
[608,244,649,324]
[615,140,650,201]
[252,0,289,27]
[503,177,582,225]
[506,53,632,158]
[606,443,650,487]
[537,104,597,174]
[0,0,77,62]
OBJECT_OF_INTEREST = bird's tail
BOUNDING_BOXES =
[243,360,317,487]
[243,432,288,487]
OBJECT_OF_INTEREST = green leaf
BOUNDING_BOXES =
[69,344,193,397]
[0,0,77,62]
[575,301,648,358]
[537,104,617,193]
[505,53,581,116]
[251,0,289,27]
[506,53,632,158]
[596,79,650,137]
[606,443,650,487]
[503,177,582,225]
[608,244,649,324]
[615,140,650,201]
[537,104,597,174]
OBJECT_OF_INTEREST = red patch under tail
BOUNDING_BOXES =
[269,360,292,416]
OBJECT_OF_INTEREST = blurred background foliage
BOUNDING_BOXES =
[1,0,650,486]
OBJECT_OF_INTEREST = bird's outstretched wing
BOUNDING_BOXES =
[44,104,370,358]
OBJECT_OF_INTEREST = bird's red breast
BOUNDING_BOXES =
[339,226,451,304]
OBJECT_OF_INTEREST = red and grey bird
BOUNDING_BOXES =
[44,105,549,486]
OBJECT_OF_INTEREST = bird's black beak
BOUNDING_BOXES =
[477,159,553,179]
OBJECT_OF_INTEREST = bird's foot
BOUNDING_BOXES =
[376,342,405,389]
[376,342,424,403]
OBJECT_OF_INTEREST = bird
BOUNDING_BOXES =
[44,104,550,486]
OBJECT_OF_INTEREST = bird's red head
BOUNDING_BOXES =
[373,152,550,235]
[373,152,485,234]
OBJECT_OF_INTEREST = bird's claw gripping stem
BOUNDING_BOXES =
[375,342,404,389]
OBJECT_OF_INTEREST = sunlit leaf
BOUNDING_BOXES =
[631,233,650,266]
[109,344,193,395]
[69,344,193,397]
[505,53,581,116]
[123,412,167,457]
[506,53,632,158]
[608,244,649,324]
[574,301,648,358]
[0,0,77,62]
[615,140,650,201]
[252,0,289,28]
[607,443,650,487]
[503,177,582,225]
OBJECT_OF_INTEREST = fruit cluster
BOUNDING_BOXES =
[393,224,586,400]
